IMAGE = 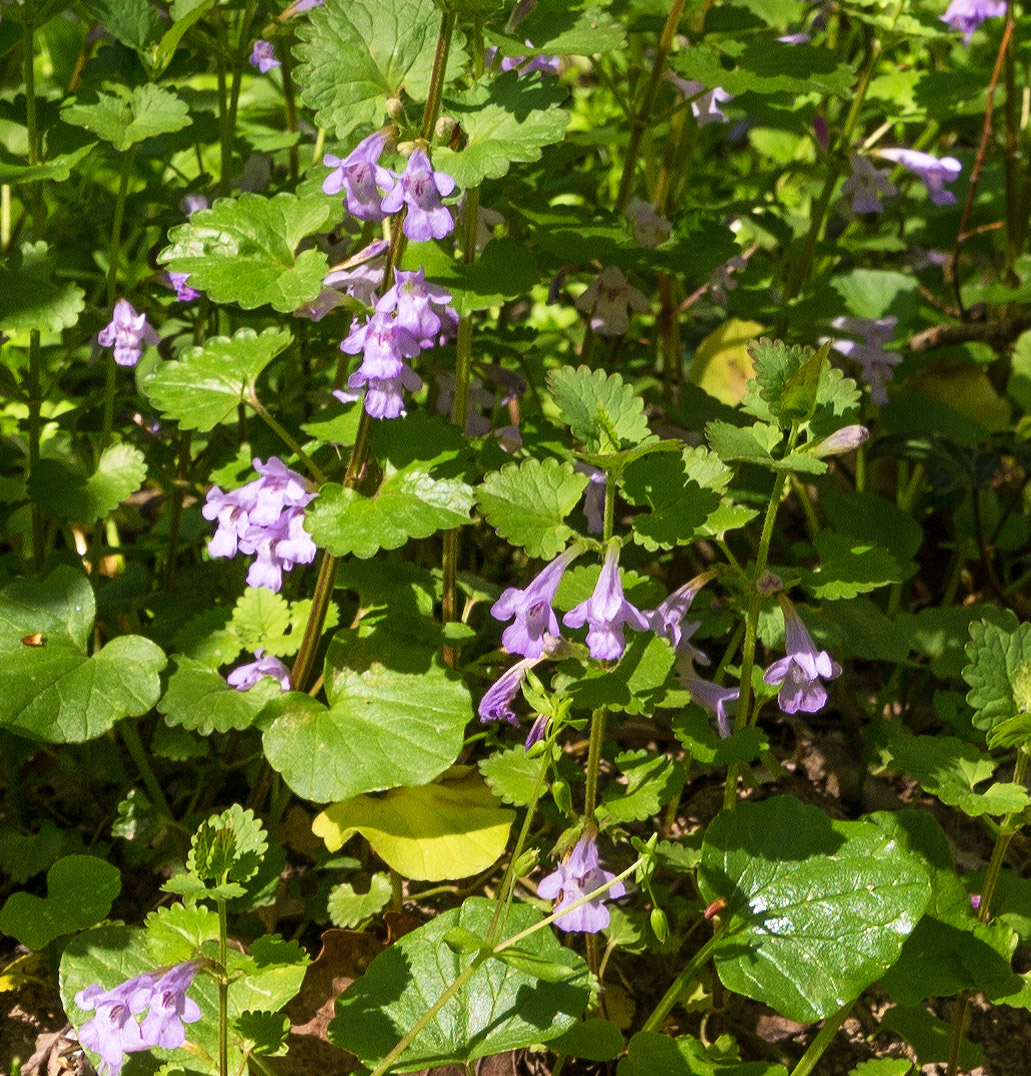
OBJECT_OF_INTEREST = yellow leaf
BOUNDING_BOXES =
[688,318,764,405]
[908,362,1012,434]
[0,951,47,992]
[313,767,516,881]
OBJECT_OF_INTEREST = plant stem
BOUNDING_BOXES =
[247,394,327,483]
[118,720,173,820]
[419,9,457,142]
[217,897,229,1076]
[615,0,687,212]
[584,707,606,821]
[27,330,44,569]
[640,933,720,1032]
[289,551,339,692]
[790,1000,855,1076]
[22,19,45,235]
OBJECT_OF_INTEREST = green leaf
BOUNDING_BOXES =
[964,613,1031,733]
[705,419,782,466]
[699,797,930,1023]
[550,1020,625,1062]
[479,744,544,807]
[878,726,1030,818]
[549,366,651,452]
[674,709,768,767]
[29,443,147,524]
[596,750,684,825]
[0,568,166,743]
[190,805,267,885]
[226,589,340,660]
[233,1012,290,1058]
[485,0,626,55]
[62,84,191,151]
[671,41,853,98]
[564,633,677,716]
[327,873,393,928]
[150,0,217,78]
[329,897,590,1068]
[879,1005,982,1069]
[0,143,96,185]
[747,338,830,425]
[262,627,472,802]
[434,71,569,188]
[313,769,514,881]
[410,236,539,315]
[158,656,283,735]
[820,488,922,578]
[78,0,164,50]
[620,452,723,551]
[0,855,120,950]
[159,194,335,312]
[307,416,474,561]
[620,1030,788,1076]
[801,531,903,600]
[144,902,220,965]
[146,328,293,431]
[295,0,449,139]
[0,241,85,333]
[477,458,588,559]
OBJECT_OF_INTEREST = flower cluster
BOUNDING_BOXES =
[75,961,202,1076]
[830,315,900,404]
[876,148,962,206]
[537,836,625,933]
[228,649,292,691]
[669,74,733,126]
[763,601,841,714]
[323,138,458,417]
[575,266,650,336]
[941,0,1005,43]
[98,300,160,368]
[202,457,316,592]
[842,155,896,214]
[248,40,280,73]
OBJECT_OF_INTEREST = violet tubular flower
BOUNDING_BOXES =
[876,148,962,206]
[478,655,545,726]
[323,133,394,222]
[377,266,458,347]
[537,836,625,933]
[138,962,202,1051]
[202,457,316,593]
[669,75,733,126]
[76,973,156,1076]
[575,266,650,336]
[686,678,739,738]
[341,310,424,419]
[98,300,160,367]
[380,148,456,241]
[228,649,292,691]
[491,547,580,659]
[830,315,900,405]
[563,543,649,662]
[645,578,711,668]
[249,40,280,73]
[763,603,841,714]
[942,0,1005,43]
[165,272,199,302]
[841,155,897,214]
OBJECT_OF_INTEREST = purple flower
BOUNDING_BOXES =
[685,678,739,737]
[486,46,562,77]
[573,463,606,535]
[202,457,316,592]
[644,579,711,668]
[249,40,280,73]
[491,547,580,659]
[830,315,900,405]
[283,0,324,13]
[179,193,208,217]
[942,0,1006,42]
[811,424,870,457]
[380,148,456,242]
[377,266,458,347]
[295,289,345,321]
[165,272,200,302]
[763,603,841,714]
[478,654,546,725]
[98,300,160,367]
[341,311,422,380]
[708,255,747,307]
[435,371,494,435]
[575,266,650,336]
[323,133,394,222]
[323,239,388,308]
[841,155,897,214]
[778,32,812,43]
[813,114,830,152]
[876,148,962,206]
[537,836,625,933]
[563,543,649,662]
[669,76,733,125]
[227,649,292,691]
[626,197,671,248]
[138,962,202,1051]
[75,973,156,1076]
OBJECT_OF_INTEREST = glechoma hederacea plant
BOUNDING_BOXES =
[5,0,1031,1073]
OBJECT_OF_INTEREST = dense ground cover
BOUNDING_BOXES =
[3,0,1031,1073]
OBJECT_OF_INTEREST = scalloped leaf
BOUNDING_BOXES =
[435,71,570,188]
[146,328,292,431]
[477,458,587,559]
[0,241,85,333]
[29,443,147,524]
[485,1,625,56]
[620,452,723,551]
[964,613,1031,733]
[158,655,284,735]
[479,744,544,807]
[262,627,471,802]
[295,0,448,139]
[548,365,650,452]
[670,41,853,99]
[327,873,392,928]
[158,194,334,312]
[62,84,191,150]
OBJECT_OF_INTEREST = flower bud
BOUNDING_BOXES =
[551,778,573,817]
[811,424,870,457]
[385,96,404,120]
[511,848,539,877]
[650,907,670,942]
[813,114,830,152]
[435,115,456,141]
